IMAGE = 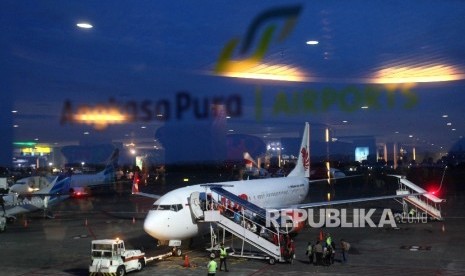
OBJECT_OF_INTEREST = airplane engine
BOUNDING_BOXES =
[279,209,306,234]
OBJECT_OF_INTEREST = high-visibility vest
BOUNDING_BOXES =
[220,247,227,258]
[326,236,332,246]
[208,260,217,273]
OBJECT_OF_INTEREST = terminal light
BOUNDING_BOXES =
[77,22,93,29]
[306,40,319,45]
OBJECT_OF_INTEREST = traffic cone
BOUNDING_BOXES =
[184,254,190,268]
[319,230,324,241]
[132,217,136,224]
[85,218,88,226]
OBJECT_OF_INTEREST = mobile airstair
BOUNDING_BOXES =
[391,175,445,221]
[189,186,290,264]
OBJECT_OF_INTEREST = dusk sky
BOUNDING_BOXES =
[2,1,465,166]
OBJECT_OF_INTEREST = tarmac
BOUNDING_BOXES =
[1,182,465,276]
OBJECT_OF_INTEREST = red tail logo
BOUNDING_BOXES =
[301,147,309,171]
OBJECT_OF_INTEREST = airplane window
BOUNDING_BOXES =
[157,205,173,211]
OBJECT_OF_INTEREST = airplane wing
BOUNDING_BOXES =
[132,191,162,200]
[131,174,161,199]
[287,192,425,209]
[308,174,362,183]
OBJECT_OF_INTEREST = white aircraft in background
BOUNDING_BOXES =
[9,176,55,194]
[1,174,71,222]
[9,149,119,197]
[67,148,119,196]
[133,123,416,255]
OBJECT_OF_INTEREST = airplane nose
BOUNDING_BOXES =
[143,210,197,241]
[143,212,160,239]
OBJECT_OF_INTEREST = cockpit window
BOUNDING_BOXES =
[151,204,183,212]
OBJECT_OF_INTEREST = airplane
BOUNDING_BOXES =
[9,149,119,197]
[9,175,55,194]
[66,148,119,197]
[132,123,424,256]
[1,174,71,223]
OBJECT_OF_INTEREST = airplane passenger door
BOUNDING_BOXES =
[189,192,204,219]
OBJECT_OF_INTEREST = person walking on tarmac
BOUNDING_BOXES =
[207,254,217,276]
[306,241,314,264]
[314,240,323,266]
[219,242,229,272]
[340,239,350,263]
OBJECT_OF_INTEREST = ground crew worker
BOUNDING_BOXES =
[207,254,217,276]
[306,241,314,264]
[314,240,323,266]
[340,239,350,263]
[284,238,295,263]
[219,242,229,272]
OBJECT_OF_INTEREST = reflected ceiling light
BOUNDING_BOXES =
[442,114,448,118]
[342,120,348,123]
[73,106,128,130]
[361,106,368,109]
[216,61,308,82]
[447,122,452,126]
[306,40,319,45]
[452,128,456,131]
[409,135,413,138]
[373,64,465,83]
[141,126,146,129]
[13,124,18,128]
[218,65,308,82]
[11,110,17,113]
[76,22,93,29]
[83,131,89,135]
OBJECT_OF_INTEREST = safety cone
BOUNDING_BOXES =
[85,218,88,226]
[442,224,445,232]
[184,254,190,268]
[319,229,324,241]
[132,217,136,224]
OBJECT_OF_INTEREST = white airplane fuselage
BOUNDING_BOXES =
[143,176,308,242]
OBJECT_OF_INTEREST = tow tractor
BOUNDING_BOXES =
[89,238,172,276]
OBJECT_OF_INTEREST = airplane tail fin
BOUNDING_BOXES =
[287,122,310,178]
[102,148,119,176]
[243,152,258,169]
[40,175,71,200]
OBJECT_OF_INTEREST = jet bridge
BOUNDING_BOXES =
[191,186,291,264]
[392,175,445,221]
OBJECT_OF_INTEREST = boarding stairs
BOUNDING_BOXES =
[391,175,445,220]
[189,187,285,264]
